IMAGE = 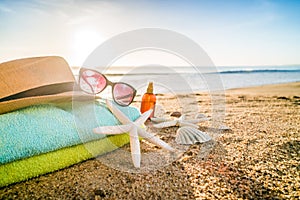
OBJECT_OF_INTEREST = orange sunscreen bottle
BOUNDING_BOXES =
[140,82,156,118]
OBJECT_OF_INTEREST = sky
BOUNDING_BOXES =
[0,0,300,67]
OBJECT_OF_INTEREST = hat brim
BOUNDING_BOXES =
[0,91,96,114]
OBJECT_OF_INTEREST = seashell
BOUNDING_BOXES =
[153,120,178,128]
[170,111,182,118]
[195,113,209,121]
[150,117,169,123]
[219,125,231,130]
[175,126,211,145]
[195,113,206,118]
[152,114,200,129]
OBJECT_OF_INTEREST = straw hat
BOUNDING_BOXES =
[0,56,90,114]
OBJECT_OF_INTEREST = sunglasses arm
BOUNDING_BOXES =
[81,75,96,94]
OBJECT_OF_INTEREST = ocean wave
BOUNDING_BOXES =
[218,69,300,74]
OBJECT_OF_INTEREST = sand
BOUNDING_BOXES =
[0,82,299,199]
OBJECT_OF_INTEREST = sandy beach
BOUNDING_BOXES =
[0,82,299,199]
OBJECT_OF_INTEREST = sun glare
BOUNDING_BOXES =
[70,29,103,66]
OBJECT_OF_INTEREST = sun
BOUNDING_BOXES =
[70,29,103,66]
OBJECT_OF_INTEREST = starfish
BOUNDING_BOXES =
[93,100,174,168]
[152,114,208,129]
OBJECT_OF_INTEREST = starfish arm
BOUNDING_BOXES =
[93,124,132,134]
[184,119,201,123]
[137,127,174,152]
[153,120,178,128]
[129,126,141,168]
[134,109,152,125]
[178,121,199,128]
[106,99,131,124]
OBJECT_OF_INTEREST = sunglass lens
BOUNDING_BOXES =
[80,70,107,94]
[113,83,135,106]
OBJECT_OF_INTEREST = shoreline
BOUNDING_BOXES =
[147,81,300,97]
[1,82,299,199]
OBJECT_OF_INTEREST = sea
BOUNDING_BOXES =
[72,65,300,95]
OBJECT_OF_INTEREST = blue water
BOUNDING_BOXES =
[216,66,300,90]
[73,65,300,94]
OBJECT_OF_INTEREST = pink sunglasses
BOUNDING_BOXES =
[79,68,136,106]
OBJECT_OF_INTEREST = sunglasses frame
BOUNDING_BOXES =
[79,68,137,106]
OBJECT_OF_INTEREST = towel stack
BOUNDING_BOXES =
[0,101,140,187]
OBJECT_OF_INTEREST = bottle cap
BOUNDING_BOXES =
[146,82,153,93]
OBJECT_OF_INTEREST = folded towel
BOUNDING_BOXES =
[0,101,140,164]
[0,134,130,187]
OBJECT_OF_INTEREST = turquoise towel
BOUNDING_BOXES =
[0,101,140,164]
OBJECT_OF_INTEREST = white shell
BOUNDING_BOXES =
[150,117,169,123]
[219,125,231,130]
[195,113,209,121]
[175,126,211,145]
[195,113,206,118]
[153,120,178,128]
